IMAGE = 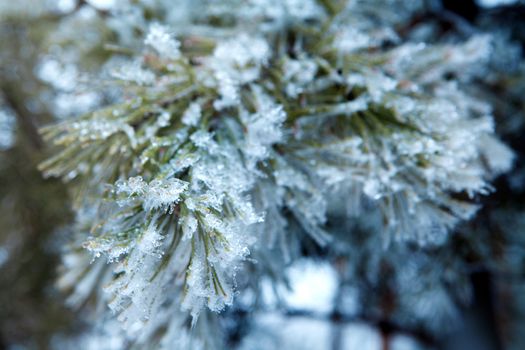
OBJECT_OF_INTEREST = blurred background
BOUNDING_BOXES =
[0,0,524,349]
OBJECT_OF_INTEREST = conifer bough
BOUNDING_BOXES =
[39,0,515,348]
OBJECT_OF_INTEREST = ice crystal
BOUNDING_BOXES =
[335,28,372,53]
[116,176,188,212]
[283,57,318,98]
[242,92,286,164]
[247,0,324,22]
[144,23,181,60]
[211,35,270,110]
[110,60,155,85]
[181,102,202,127]
[69,118,136,146]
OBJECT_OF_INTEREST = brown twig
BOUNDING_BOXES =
[1,84,43,150]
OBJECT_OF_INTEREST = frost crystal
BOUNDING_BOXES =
[144,23,181,60]
[66,118,137,148]
[181,102,202,126]
[111,61,155,85]
[137,221,164,258]
[211,35,270,110]
[283,58,318,97]
[242,92,286,164]
[117,176,188,212]
[335,28,372,53]
[143,178,188,211]
[213,35,270,71]
[247,0,323,22]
